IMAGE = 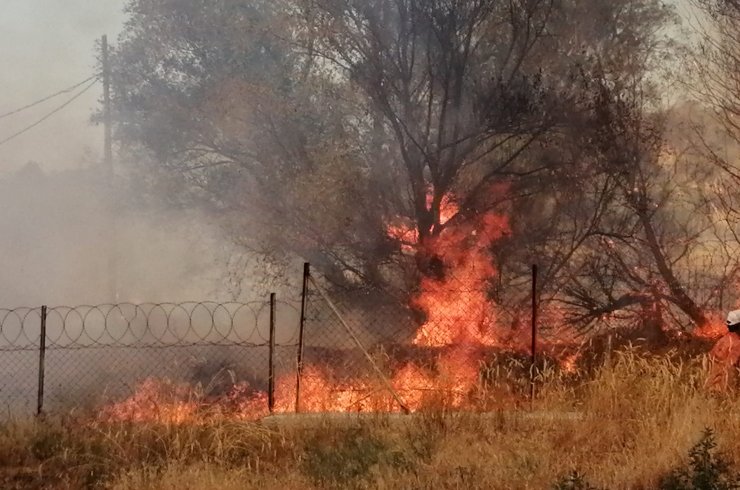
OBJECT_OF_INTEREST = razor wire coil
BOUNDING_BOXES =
[0,301,302,350]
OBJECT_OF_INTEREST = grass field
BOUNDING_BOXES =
[2,348,739,489]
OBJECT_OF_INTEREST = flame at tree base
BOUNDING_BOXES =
[100,188,582,424]
[693,314,729,340]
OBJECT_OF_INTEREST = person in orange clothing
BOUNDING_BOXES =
[706,310,740,392]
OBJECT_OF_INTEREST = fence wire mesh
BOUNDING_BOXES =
[296,279,417,412]
[295,264,587,413]
[1,265,598,419]
[0,308,42,415]
[0,301,302,419]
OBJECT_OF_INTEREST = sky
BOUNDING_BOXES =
[0,1,126,174]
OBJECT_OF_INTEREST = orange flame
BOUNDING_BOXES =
[560,353,579,374]
[101,187,582,422]
[99,378,269,424]
[384,187,511,408]
[411,211,508,348]
[694,315,728,340]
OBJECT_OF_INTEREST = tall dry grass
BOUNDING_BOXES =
[1,348,738,489]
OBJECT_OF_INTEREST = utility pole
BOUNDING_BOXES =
[102,35,112,177]
[102,34,117,303]
[530,264,538,407]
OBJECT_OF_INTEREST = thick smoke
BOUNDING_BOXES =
[0,161,255,307]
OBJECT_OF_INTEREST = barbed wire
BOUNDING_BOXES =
[0,299,305,418]
[0,308,43,350]
[0,301,301,350]
[0,273,695,418]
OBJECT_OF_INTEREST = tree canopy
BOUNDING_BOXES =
[106,0,739,334]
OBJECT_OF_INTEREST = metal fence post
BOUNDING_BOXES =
[295,263,310,413]
[268,293,276,413]
[530,265,538,406]
[37,305,48,417]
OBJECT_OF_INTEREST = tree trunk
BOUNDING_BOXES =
[638,209,708,327]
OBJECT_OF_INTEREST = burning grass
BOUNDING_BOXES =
[3,348,740,490]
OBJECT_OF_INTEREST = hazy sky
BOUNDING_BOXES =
[0,1,126,174]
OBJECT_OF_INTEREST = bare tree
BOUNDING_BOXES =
[557,77,740,334]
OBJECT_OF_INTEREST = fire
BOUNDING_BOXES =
[102,186,580,422]
[387,193,458,253]
[560,353,579,374]
[411,211,508,348]
[693,316,728,340]
[384,187,511,408]
[274,366,379,413]
[100,377,269,424]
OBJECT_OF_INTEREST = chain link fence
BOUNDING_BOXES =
[1,263,627,419]
[0,301,302,419]
[293,264,579,413]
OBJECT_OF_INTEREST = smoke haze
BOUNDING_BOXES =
[0,163,247,306]
[0,1,125,174]
[0,0,711,310]
[0,3,282,307]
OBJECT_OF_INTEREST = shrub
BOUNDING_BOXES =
[660,428,740,490]
[552,470,600,490]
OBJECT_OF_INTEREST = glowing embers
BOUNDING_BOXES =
[560,353,580,374]
[693,314,729,340]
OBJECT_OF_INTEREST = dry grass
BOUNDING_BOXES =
[2,348,739,489]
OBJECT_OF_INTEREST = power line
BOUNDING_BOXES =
[0,78,99,148]
[0,75,98,121]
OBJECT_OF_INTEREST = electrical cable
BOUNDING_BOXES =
[0,78,99,148]
[0,75,98,121]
